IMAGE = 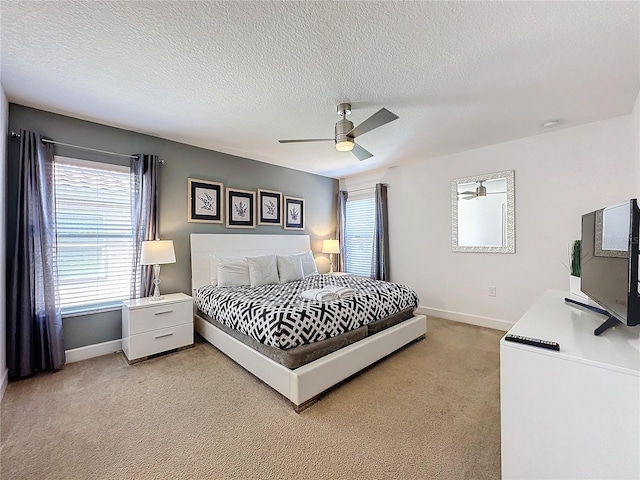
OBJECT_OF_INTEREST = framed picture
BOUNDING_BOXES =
[188,178,223,223]
[284,196,305,230]
[257,189,282,226]
[226,188,256,229]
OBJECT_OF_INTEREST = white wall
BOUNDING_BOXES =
[633,91,640,180]
[342,112,639,329]
[0,86,8,399]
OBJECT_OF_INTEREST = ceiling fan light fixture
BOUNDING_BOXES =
[476,183,487,198]
[278,102,397,161]
[335,116,355,152]
[335,139,354,152]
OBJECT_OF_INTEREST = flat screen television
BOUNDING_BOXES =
[578,198,640,335]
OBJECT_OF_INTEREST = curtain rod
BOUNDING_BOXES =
[346,183,388,194]
[10,132,164,163]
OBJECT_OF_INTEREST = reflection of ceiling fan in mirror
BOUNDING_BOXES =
[278,103,399,161]
[458,180,507,200]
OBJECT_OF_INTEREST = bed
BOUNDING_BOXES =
[191,233,427,411]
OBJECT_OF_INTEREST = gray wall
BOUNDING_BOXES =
[7,104,338,349]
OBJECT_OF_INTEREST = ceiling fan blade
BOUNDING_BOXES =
[351,143,373,161]
[458,191,475,195]
[486,191,507,194]
[278,138,334,143]
[348,108,399,138]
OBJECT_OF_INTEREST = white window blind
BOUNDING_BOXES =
[54,156,134,314]
[345,195,375,276]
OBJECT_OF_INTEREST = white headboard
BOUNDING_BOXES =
[190,234,312,290]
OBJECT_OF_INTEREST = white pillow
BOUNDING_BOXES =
[298,251,318,277]
[209,254,219,284]
[277,254,305,283]
[247,254,279,287]
[216,256,250,287]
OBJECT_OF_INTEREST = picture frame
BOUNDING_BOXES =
[257,189,283,226]
[284,196,305,230]
[188,178,223,223]
[226,188,256,229]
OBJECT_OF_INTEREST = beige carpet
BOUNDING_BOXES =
[1,317,503,480]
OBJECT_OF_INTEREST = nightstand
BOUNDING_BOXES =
[121,293,194,363]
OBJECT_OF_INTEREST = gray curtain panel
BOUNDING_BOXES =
[372,183,390,281]
[130,154,161,299]
[336,190,348,273]
[7,130,65,379]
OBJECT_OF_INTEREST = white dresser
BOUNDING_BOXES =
[122,293,194,363]
[500,289,640,479]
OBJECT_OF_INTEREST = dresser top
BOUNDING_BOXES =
[122,292,192,309]
[502,289,640,375]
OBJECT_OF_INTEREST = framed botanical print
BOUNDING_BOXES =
[188,178,223,223]
[284,196,305,230]
[226,188,256,229]
[257,189,282,226]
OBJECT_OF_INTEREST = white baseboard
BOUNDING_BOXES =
[65,339,122,364]
[0,367,8,402]
[416,306,514,331]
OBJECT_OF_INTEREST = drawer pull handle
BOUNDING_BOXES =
[154,332,174,339]
[154,310,174,316]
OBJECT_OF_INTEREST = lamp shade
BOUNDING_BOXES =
[322,239,340,254]
[140,240,176,265]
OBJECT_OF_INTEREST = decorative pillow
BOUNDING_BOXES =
[298,250,318,277]
[277,254,305,283]
[216,256,250,287]
[247,254,280,287]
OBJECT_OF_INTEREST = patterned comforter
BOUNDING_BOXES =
[194,274,419,350]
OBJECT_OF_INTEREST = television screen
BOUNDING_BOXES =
[580,199,640,332]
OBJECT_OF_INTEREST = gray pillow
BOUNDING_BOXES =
[297,251,318,277]
[277,254,305,283]
[247,254,280,287]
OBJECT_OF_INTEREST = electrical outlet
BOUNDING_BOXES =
[488,286,497,297]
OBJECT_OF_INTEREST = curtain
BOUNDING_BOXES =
[335,190,348,273]
[371,183,390,281]
[130,154,161,298]
[7,130,65,379]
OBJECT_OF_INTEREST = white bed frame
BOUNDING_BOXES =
[190,233,427,411]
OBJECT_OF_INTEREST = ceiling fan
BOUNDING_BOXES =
[278,103,399,161]
[458,180,506,200]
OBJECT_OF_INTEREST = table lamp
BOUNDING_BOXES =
[322,239,340,273]
[140,239,176,301]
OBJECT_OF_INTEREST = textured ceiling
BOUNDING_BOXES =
[1,1,638,179]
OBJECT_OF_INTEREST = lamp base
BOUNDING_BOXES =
[149,264,163,302]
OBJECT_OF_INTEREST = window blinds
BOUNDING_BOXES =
[345,195,375,276]
[54,157,134,314]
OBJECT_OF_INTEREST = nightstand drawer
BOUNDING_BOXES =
[128,300,192,335]
[127,323,193,360]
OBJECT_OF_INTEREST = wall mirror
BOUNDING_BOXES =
[451,170,515,253]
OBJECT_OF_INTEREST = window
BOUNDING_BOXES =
[54,157,134,315]
[345,194,375,276]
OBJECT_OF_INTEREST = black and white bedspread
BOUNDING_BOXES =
[194,274,419,350]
